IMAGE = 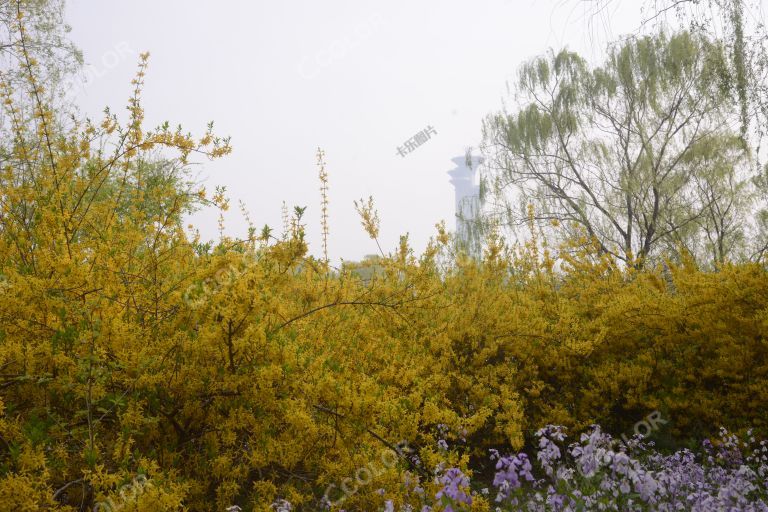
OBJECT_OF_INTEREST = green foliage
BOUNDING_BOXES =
[481,30,753,268]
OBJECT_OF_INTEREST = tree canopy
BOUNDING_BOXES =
[480,31,757,266]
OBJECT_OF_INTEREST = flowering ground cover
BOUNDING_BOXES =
[269,426,768,511]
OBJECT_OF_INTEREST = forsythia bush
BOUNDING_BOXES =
[1,7,767,512]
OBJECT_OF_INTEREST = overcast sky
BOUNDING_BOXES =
[64,0,698,263]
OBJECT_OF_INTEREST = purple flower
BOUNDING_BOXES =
[412,425,768,511]
[435,468,472,512]
[536,425,566,477]
[492,452,534,502]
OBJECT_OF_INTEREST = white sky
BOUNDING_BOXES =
[63,0,684,263]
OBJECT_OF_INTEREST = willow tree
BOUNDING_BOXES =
[0,0,82,103]
[480,31,750,266]
[579,0,767,144]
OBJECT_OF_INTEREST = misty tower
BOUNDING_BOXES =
[448,155,484,257]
